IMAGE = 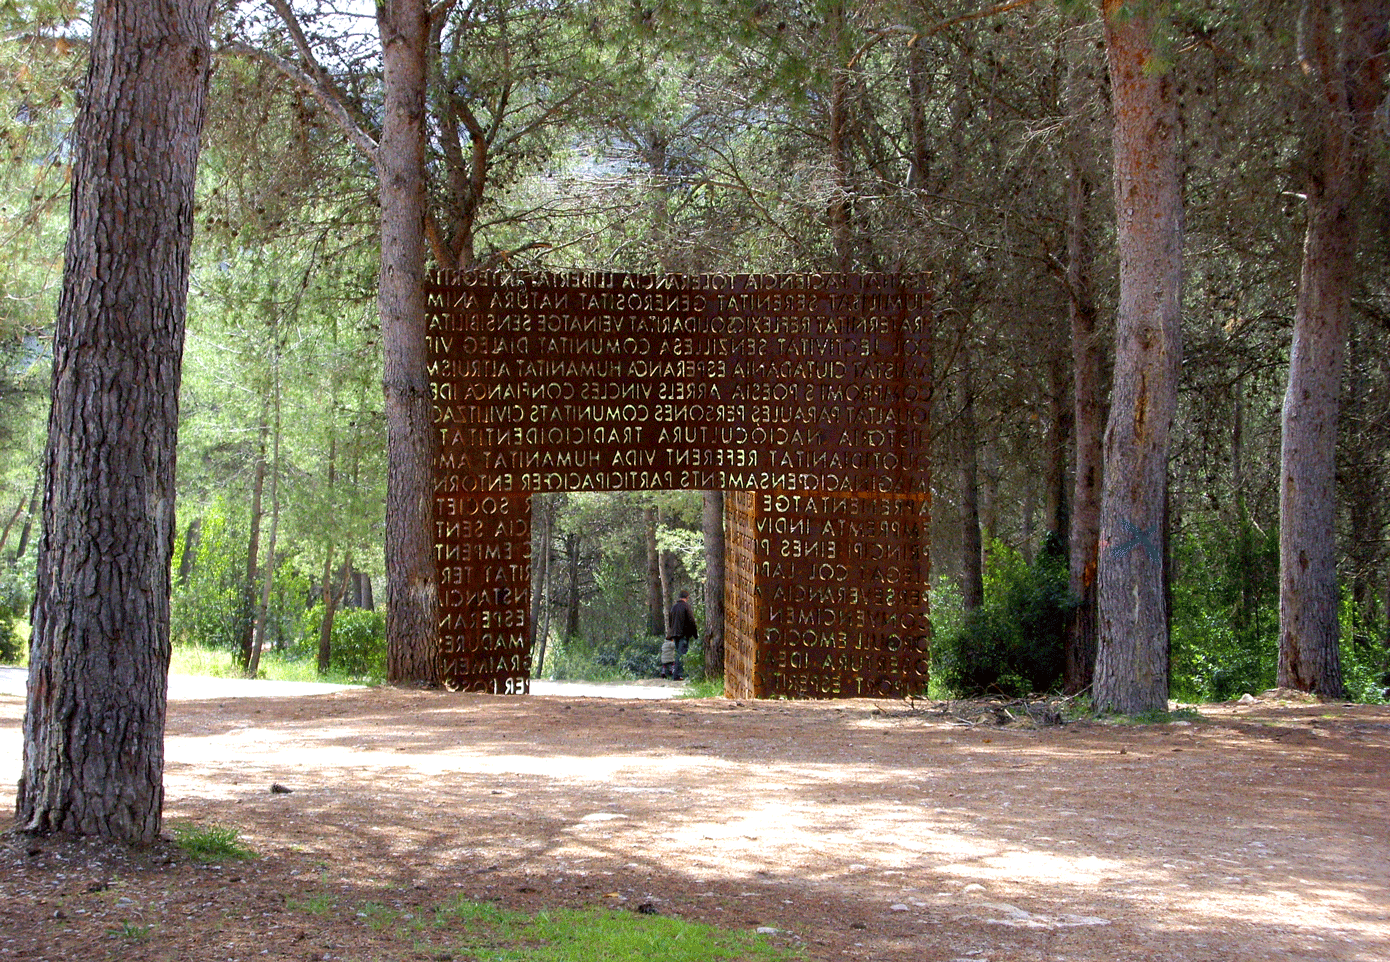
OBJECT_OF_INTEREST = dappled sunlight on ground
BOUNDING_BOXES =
[2,686,1388,960]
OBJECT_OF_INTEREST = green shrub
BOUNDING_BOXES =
[1170,519,1278,701]
[170,509,247,652]
[0,563,27,663]
[932,538,1073,698]
[1340,592,1388,703]
[298,604,386,679]
[171,504,316,660]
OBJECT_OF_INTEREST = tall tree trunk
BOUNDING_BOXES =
[1063,17,1106,695]
[536,504,555,675]
[378,0,439,686]
[317,547,336,673]
[1278,0,1386,698]
[1044,315,1072,544]
[248,389,283,678]
[657,507,672,635]
[702,490,726,678]
[0,501,26,555]
[316,433,338,674]
[958,349,985,611]
[564,532,582,641]
[238,412,269,670]
[18,0,214,843]
[530,497,553,676]
[645,506,663,636]
[906,41,932,192]
[319,556,353,675]
[1092,0,1184,715]
[12,476,41,562]
[177,516,201,588]
[826,2,854,272]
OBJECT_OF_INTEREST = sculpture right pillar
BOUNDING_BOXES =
[724,489,931,699]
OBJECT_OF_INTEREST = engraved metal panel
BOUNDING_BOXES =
[427,270,932,696]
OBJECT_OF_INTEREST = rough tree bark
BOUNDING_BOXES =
[1278,0,1387,698]
[17,0,215,843]
[1063,17,1106,695]
[1092,0,1184,715]
[378,0,440,686]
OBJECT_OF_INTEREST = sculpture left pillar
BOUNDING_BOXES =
[436,491,532,693]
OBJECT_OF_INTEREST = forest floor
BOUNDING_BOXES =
[0,684,1387,962]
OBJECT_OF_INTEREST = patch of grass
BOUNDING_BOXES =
[108,921,152,942]
[286,892,335,916]
[170,822,256,863]
[429,896,800,962]
[680,676,724,699]
[357,900,402,932]
[169,643,372,686]
[1099,707,1202,726]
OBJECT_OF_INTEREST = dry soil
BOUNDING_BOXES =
[1,686,1387,962]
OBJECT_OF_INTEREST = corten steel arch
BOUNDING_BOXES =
[427,270,932,698]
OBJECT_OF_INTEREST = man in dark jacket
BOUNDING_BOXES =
[667,589,698,682]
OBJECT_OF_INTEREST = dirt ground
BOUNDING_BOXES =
[1,684,1387,962]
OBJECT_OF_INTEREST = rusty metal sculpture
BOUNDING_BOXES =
[428,271,932,697]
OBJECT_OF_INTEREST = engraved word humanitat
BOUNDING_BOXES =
[427,270,933,698]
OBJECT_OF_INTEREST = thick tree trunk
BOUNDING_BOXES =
[702,490,726,678]
[1278,0,1386,698]
[378,0,439,686]
[1092,0,1184,715]
[1063,19,1106,695]
[18,0,214,843]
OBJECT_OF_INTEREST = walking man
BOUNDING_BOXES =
[667,589,698,682]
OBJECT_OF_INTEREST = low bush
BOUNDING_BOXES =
[297,605,386,680]
[0,565,26,664]
[932,538,1073,698]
